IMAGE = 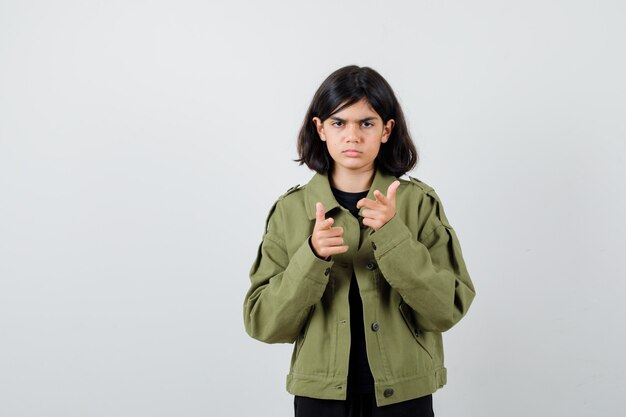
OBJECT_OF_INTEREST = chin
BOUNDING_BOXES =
[341,163,374,172]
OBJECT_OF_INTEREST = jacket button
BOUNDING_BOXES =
[371,322,380,332]
[366,261,376,270]
[324,268,331,276]
[383,388,394,397]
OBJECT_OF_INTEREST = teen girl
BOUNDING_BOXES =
[244,65,476,417]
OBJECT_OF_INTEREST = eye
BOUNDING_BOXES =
[331,121,343,127]
[362,121,374,128]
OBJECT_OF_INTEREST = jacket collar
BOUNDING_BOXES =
[304,168,398,220]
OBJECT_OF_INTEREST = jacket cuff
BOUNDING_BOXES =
[369,215,412,256]
[290,236,334,285]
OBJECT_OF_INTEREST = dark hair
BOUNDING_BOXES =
[296,65,418,177]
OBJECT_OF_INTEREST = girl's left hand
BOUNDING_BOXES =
[356,180,401,232]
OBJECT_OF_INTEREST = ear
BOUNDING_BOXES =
[312,117,326,141]
[381,119,395,143]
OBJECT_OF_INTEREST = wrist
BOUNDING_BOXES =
[308,236,330,261]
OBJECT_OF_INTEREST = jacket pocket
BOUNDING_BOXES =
[398,301,433,360]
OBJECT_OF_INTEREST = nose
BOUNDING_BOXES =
[345,122,360,142]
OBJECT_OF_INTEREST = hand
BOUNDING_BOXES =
[310,202,349,259]
[356,180,401,231]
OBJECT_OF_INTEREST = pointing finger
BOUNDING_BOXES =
[374,189,388,205]
[318,225,343,237]
[357,198,377,210]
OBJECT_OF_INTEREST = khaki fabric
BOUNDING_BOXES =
[244,169,475,406]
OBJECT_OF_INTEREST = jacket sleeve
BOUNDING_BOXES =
[243,199,332,344]
[369,187,476,333]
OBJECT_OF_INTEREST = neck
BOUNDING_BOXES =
[330,166,375,192]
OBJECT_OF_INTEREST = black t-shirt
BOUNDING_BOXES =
[330,186,375,394]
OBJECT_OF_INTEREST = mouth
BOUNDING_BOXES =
[343,149,362,157]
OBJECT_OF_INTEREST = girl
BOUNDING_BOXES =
[244,65,476,417]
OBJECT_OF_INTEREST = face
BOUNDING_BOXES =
[313,98,395,177]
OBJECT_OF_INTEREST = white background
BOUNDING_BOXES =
[1,1,625,416]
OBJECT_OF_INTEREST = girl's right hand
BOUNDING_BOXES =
[310,202,349,260]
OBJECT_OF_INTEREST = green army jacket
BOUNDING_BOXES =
[243,169,476,406]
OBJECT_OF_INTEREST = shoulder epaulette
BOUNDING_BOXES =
[279,184,301,199]
[407,175,435,194]
[408,176,453,228]
[262,184,300,234]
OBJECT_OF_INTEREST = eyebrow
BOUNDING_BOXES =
[329,116,378,123]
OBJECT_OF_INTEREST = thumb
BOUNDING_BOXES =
[387,180,401,205]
